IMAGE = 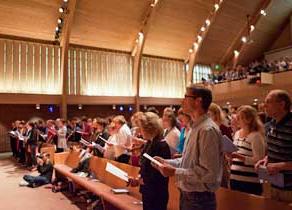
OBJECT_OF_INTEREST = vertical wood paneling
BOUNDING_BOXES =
[5,42,12,90]
[54,47,59,92]
[76,49,81,95]
[27,43,34,91]
[21,43,27,91]
[0,41,4,84]
[41,46,47,91]
[47,46,53,91]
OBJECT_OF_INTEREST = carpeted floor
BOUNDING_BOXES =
[0,155,83,210]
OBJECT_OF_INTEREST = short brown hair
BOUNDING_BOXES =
[187,85,213,111]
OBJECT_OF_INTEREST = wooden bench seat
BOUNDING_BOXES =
[54,164,142,210]
[54,151,292,210]
[54,152,142,210]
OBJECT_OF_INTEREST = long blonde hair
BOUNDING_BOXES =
[209,103,225,124]
[237,105,264,134]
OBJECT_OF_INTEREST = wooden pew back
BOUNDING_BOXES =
[89,157,141,200]
[40,145,55,163]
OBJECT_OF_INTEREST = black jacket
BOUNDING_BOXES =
[139,135,171,195]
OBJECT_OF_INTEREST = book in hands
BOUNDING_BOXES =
[258,165,285,188]
[222,135,238,153]
[143,153,163,167]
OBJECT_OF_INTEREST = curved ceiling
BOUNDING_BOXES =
[0,0,290,64]
[0,0,59,40]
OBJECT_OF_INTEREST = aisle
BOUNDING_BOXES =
[0,155,80,210]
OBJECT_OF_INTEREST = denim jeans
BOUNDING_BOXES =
[180,191,216,210]
[23,175,49,187]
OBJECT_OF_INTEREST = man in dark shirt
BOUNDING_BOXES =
[256,89,292,203]
[20,153,53,188]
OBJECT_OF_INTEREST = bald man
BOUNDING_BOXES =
[256,89,292,203]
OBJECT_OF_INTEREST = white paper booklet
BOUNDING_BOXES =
[105,162,129,182]
[222,135,238,153]
[143,153,163,167]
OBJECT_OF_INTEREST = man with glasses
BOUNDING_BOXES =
[154,85,223,210]
[256,89,292,203]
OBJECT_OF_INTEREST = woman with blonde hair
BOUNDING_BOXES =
[230,105,266,195]
[128,112,171,210]
[208,103,233,188]
[208,103,233,139]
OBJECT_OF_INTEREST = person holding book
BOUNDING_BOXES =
[256,90,292,202]
[128,112,171,210]
[230,105,266,195]
[153,86,223,210]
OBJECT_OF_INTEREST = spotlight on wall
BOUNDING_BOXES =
[63,0,69,2]
[200,26,206,32]
[36,104,40,110]
[214,3,219,11]
[193,42,199,50]
[233,50,240,57]
[78,104,82,110]
[119,106,124,112]
[59,7,65,13]
[57,18,63,25]
[205,19,211,26]
[112,104,116,110]
[260,9,267,16]
[144,105,147,110]
[241,36,247,43]
[128,106,133,112]
[197,35,202,43]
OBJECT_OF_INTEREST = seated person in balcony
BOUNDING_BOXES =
[19,152,53,188]
[128,112,171,210]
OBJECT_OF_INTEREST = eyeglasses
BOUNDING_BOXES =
[184,94,199,99]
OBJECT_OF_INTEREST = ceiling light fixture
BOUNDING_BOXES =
[214,4,219,11]
[205,19,211,26]
[59,7,64,13]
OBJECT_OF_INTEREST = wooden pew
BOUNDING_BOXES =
[167,177,292,210]
[54,152,292,210]
[54,152,142,210]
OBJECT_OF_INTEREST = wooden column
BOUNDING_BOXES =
[60,0,77,120]
[132,0,162,112]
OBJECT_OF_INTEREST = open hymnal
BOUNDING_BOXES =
[222,135,238,153]
[105,162,129,182]
[142,153,163,167]
[258,166,285,188]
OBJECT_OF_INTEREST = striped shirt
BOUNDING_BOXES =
[231,131,266,183]
[266,112,292,190]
